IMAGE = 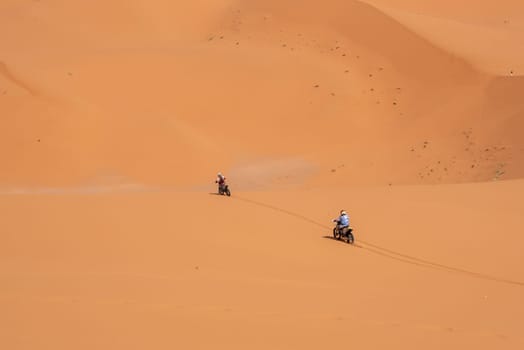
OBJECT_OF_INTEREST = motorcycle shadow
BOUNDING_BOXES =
[322,235,358,246]
[209,192,231,197]
[322,235,339,241]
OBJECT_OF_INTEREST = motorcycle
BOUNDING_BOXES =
[217,182,231,196]
[333,222,354,244]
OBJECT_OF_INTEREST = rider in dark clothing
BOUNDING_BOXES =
[215,172,226,193]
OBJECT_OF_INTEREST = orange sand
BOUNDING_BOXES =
[1,1,523,349]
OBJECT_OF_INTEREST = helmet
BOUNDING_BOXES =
[340,210,347,216]
[217,172,222,177]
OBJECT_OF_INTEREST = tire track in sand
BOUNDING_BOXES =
[0,61,37,95]
[232,194,524,287]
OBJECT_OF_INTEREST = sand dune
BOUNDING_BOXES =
[2,181,523,349]
[2,0,523,186]
[366,0,524,75]
[1,1,523,349]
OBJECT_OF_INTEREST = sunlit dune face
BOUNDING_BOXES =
[1,1,523,349]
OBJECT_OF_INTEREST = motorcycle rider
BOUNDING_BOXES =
[215,172,227,193]
[333,210,350,235]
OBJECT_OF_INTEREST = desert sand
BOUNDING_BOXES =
[1,1,523,349]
